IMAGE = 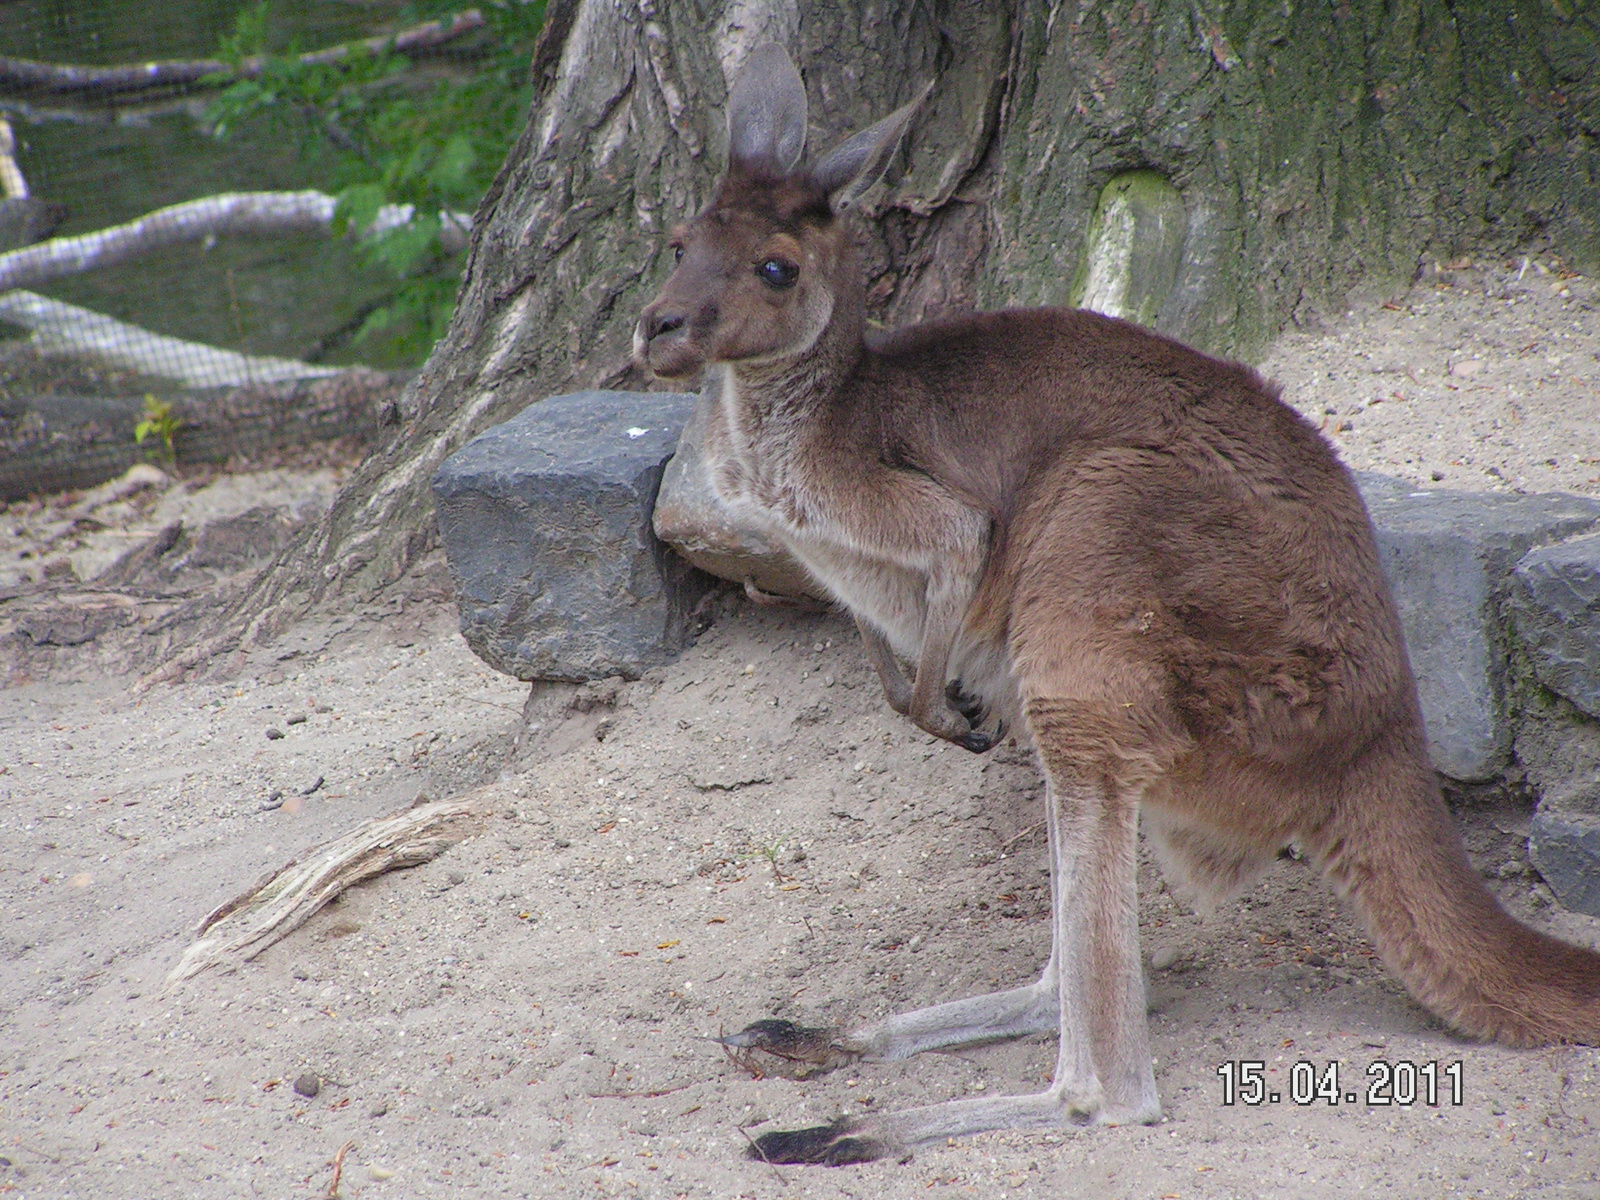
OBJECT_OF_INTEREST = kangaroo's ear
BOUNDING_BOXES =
[812,82,931,211]
[728,44,809,175]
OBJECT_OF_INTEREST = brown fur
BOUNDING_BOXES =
[633,45,1600,1155]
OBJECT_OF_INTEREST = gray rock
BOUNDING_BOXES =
[185,505,298,571]
[1356,476,1600,781]
[651,394,822,600]
[432,391,718,682]
[1511,532,1600,720]
[1513,696,1600,817]
[1529,810,1600,917]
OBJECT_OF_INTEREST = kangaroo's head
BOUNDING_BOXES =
[635,44,925,381]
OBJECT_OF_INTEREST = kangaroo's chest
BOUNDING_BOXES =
[698,373,930,656]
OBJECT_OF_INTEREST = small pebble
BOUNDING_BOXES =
[286,714,307,726]
[293,1073,320,1098]
[265,728,285,740]
[315,704,333,714]
[367,1100,390,1119]
[300,776,324,796]
[1149,945,1186,972]
[259,790,284,812]
[290,964,310,981]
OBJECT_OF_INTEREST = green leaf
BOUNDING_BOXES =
[368,213,442,276]
[205,0,543,366]
[428,132,477,196]
[334,183,389,239]
[218,0,271,64]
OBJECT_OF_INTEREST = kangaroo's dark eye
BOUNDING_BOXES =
[759,258,799,288]
[672,244,684,264]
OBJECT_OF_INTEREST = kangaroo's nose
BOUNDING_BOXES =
[643,310,686,343]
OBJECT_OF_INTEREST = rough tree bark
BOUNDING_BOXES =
[174,0,1599,675]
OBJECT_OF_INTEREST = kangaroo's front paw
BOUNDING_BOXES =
[956,724,1001,753]
[945,679,988,726]
[717,1019,861,1078]
[747,1118,895,1166]
[940,681,1004,753]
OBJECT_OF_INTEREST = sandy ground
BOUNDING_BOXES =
[2,257,1600,1200]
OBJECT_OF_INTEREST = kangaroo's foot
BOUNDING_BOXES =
[716,1019,863,1078]
[720,974,1057,1082]
[746,1117,894,1166]
[748,1083,1159,1165]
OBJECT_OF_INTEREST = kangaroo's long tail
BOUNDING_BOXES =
[1307,721,1600,1047]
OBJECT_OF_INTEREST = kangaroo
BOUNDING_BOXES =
[633,43,1600,1165]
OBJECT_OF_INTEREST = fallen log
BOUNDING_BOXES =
[0,289,342,387]
[0,366,410,501]
[0,9,486,97]
[0,191,471,294]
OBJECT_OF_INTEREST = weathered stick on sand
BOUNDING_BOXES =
[165,794,492,987]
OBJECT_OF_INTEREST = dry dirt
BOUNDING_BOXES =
[2,257,1599,1200]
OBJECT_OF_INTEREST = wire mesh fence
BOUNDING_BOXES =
[0,0,454,494]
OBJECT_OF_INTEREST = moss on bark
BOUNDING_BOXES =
[990,0,1600,357]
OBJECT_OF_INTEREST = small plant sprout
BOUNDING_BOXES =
[134,395,181,464]
[760,836,791,883]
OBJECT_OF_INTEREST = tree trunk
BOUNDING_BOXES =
[181,0,1600,671]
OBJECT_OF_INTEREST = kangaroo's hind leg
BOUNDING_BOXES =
[742,757,1159,1163]
[741,632,1181,1163]
[722,785,1063,1072]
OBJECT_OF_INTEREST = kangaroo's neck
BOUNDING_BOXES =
[708,286,869,527]
[722,281,866,456]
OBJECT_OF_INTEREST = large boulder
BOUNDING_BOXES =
[1511,531,1600,721]
[437,387,1600,798]
[1530,810,1600,918]
[651,396,823,601]
[1357,477,1600,781]
[432,390,717,682]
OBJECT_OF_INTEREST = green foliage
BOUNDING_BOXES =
[134,395,182,463]
[205,1,545,365]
